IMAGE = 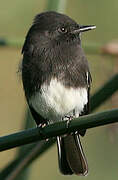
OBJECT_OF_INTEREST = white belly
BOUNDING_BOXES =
[29,79,88,122]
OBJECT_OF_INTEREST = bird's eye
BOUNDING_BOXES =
[58,27,67,33]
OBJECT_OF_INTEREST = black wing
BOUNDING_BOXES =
[79,71,92,136]
[80,71,92,116]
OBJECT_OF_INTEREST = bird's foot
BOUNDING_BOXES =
[37,121,48,128]
[63,115,73,129]
[36,122,49,141]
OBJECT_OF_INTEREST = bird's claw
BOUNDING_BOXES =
[63,115,73,129]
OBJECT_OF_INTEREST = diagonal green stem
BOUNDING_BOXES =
[91,74,118,111]
[0,140,55,180]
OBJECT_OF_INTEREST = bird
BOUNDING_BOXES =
[21,11,96,176]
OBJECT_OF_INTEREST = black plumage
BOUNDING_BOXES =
[21,11,95,175]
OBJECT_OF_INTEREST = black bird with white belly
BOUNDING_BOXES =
[21,11,96,176]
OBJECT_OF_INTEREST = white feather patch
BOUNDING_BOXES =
[29,79,88,122]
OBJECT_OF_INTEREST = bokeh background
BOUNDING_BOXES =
[0,0,118,180]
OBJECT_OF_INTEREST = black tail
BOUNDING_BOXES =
[57,133,88,176]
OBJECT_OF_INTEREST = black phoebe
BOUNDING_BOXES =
[21,11,95,176]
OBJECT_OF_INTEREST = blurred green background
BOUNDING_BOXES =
[0,0,118,180]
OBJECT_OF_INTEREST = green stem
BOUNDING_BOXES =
[2,140,55,180]
[0,108,118,152]
[46,0,67,12]
[91,74,118,111]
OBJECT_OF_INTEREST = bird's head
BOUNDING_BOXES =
[32,11,96,44]
[22,11,96,54]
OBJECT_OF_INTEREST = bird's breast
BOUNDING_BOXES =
[29,78,88,122]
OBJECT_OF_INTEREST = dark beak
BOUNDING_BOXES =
[79,25,96,32]
[73,25,96,34]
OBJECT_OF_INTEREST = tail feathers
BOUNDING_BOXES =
[57,136,73,175]
[57,133,88,176]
